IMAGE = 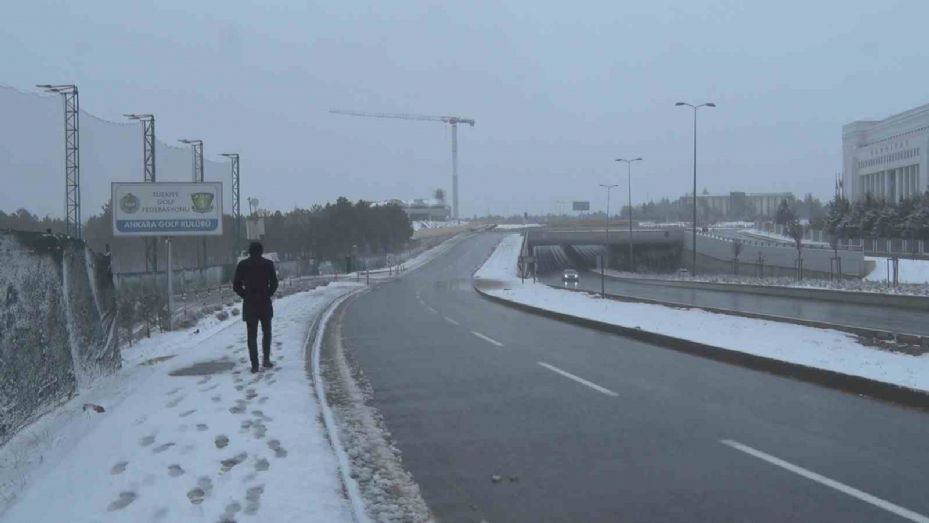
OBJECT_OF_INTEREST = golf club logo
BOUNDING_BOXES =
[191,192,214,213]
[119,192,140,214]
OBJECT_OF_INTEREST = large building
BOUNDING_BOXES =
[678,191,794,218]
[377,198,451,221]
[843,103,929,202]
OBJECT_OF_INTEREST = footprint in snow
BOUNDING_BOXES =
[254,457,270,472]
[165,396,184,408]
[179,409,196,418]
[107,491,137,511]
[268,439,288,458]
[153,442,175,454]
[140,435,156,447]
[244,485,264,515]
[215,434,229,449]
[212,395,222,403]
[168,464,185,477]
[196,423,209,432]
[221,452,248,473]
[111,461,129,474]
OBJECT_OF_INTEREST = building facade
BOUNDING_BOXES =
[678,192,794,218]
[377,198,451,221]
[843,103,929,202]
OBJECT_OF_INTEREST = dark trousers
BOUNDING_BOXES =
[246,315,272,368]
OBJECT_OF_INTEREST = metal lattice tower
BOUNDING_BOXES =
[39,84,82,238]
[180,139,206,266]
[127,114,157,271]
[221,153,241,257]
[180,139,204,182]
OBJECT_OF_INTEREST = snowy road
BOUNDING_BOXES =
[340,232,929,523]
[1,283,362,523]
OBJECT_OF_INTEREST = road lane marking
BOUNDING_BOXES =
[536,362,618,397]
[471,331,504,347]
[426,306,438,314]
[720,439,929,523]
[444,316,460,326]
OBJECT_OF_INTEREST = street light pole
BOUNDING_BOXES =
[126,114,157,272]
[675,102,716,275]
[599,183,618,297]
[616,157,643,272]
[179,139,206,267]
[38,84,81,239]
[221,153,241,259]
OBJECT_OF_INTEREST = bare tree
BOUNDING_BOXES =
[786,218,805,280]
[731,239,743,275]
[434,188,446,203]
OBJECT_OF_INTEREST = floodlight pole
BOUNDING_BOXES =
[38,84,81,238]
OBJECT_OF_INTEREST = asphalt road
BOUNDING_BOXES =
[538,271,929,337]
[341,232,929,523]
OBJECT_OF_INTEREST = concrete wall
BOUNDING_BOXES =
[687,232,866,277]
[0,231,119,445]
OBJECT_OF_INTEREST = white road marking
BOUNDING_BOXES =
[426,306,438,314]
[536,362,618,397]
[471,331,504,347]
[444,316,460,326]
[720,439,929,523]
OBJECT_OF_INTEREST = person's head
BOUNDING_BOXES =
[248,241,263,258]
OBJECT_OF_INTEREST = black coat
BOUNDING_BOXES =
[233,255,279,322]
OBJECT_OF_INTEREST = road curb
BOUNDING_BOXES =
[472,283,929,410]
[305,285,372,523]
[548,282,928,354]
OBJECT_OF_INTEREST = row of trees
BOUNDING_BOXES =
[2,197,414,271]
[824,192,929,239]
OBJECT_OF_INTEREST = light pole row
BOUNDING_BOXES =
[38,83,244,268]
[608,102,715,277]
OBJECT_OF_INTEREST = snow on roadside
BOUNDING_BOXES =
[865,256,929,284]
[1,282,362,523]
[493,223,542,230]
[475,234,929,393]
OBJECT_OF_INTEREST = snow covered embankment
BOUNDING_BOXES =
[0,282,363,523]
[474,234,929,394]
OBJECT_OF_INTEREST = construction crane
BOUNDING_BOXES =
[329,109,475,220]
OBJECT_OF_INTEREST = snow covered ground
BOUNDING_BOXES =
[411,220,467,231]
[865,256,929,284]
[475,234,929,393]
[0,282,363,523]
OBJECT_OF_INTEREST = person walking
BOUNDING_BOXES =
[233,241,279,373]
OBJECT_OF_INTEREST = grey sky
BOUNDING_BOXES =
[4,0,929,217]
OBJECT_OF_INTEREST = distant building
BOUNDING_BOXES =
[377,198,451,221]
[843,103,929,202]
[678,192,794,218]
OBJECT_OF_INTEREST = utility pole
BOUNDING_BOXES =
[126,114,157,272]
[329,109,475,220]
[179,139,206,267]
[599,183,618,297]
[221,153,241,258]
[616,157,643,272]
[675,101,716,275]
[38,84,81,239]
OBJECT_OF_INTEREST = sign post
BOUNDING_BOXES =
[166,238,174,331]
[113,182,223,330]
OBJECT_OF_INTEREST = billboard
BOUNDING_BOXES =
[572,201,590,211]
[112,182,223,237]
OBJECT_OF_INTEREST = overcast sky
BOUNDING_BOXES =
[4,0,929,217]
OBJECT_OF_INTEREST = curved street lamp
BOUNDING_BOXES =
[675,102,716,275]
[616,157,643,271]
